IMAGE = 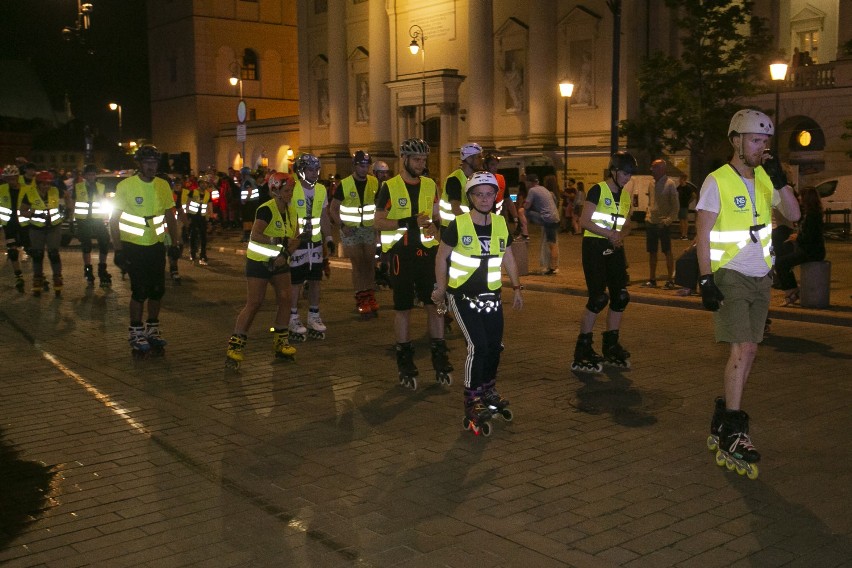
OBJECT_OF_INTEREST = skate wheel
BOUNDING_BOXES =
[225,358,241,370]
[725,457,736,471]
[735,463,747,476]
[437,372,452,386]
[500,408,514,422]
[715,451,727,467]
[706,435,718,451]
[746,463,759,480]
[480,422,492,437]
[462,417,471,430]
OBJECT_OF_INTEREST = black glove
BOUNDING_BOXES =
[762,152,788,189]
[168,245,181,261]
[114,249,131,271]
[699,273,725,312]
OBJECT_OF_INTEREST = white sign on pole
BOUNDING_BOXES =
[236,124,247,142]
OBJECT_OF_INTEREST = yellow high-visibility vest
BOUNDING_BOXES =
[439,169,470,227]
[380,176,438,252]
[448,213,509,290]
[583,181,631,238]
[338,175,378,227]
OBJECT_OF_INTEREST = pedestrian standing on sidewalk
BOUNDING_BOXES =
[225,172,299,369]
[522,173,560,275]
[71,164,113,288]
[571,151,637,373]
[331,150,381,318]
[372,138,450,390]
[110,145,182,356]
[433,171,523,436]
[696,109,800,477]
[640,159,680,289]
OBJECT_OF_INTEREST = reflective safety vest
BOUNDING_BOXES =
[708,165,773,272]
[0,183,11,226]
[583,181,631,238]
[380,175,438,252]
[439,169,470,226]
[74,181,110,220]
[115,176,173,245]
[240,177,259,203]
[182,188,211,217]
[448,213,509,290]
[15,176,36,225]
[338,175,378,227]
[292,183,327,243]
[246,199,297,262]
[19,186,62,228]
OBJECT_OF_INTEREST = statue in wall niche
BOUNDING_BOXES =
[318,79,330,126]
[356,74,369,123]
[501,50,525,112]
[574,50,593,106]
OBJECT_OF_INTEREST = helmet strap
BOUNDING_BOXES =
[298,170,316,189]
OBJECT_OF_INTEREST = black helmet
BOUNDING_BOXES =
[400,138,429,156]
[294,153,320,172]
[352,150,372,165]
[135,144,161,162]
[608,151,638,175]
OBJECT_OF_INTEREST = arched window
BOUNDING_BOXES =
[242,49,259,81]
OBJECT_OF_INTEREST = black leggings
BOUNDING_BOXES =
[188,215,207,259]
[448,291,504,390]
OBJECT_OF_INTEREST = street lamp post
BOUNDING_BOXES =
[108,102,122,148]
[559,80,575,189]
[408,25,426,139]
[229,62,247,168]
[769,61,788,154]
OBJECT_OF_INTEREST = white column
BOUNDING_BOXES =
[327,0,349,151]
[467,0,494,145]
[527,0,557,145]
[369,0,394,155]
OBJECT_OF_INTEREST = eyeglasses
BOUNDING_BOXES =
[469,192,496,199]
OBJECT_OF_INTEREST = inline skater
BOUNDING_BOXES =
[0,165,26,292]
[72,164,113,288]
[433,171,524,435]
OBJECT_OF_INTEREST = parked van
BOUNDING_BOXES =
[625,175,654,223]
[813,175,852,212]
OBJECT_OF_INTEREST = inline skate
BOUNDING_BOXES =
[52,275,63,298]
[430,339,453,385]
[225,333,247,370]
[462,387,492,436]
[481,379,513,421]
[602,329,631,369]
[289,314,307,343]
[98,263,112,289]
[571,332,603,373]
[355,291,373,319]
[144,319,167,356]
[14,271,25,293]
[84,264,95,286]
[170,269,182,285]
[32,274,44,297]
[367,289,380,316]
[707,398,760,480]
[395,342,418,390]
[272,328,296,361]
[129,325,152,359]
[307,310,326,339]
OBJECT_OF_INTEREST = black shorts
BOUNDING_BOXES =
[582,237,628,298]
[389,246,437,310]
[542,222,559,243]
[245,257,290,279]
[645,223,672,253]
[125,241,167,302]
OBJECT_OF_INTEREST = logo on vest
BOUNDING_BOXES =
[297,199,305,207]
[604,197,612,206]
[275,221,282,228]
[350,191,357,198]
[734,196,747,209]
[135,197,144,205]
[462,235,473,246]
[398,197,408,207]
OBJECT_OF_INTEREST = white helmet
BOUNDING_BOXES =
[728,109,774,137]
[465,171,499,194]
[460,143,483,162]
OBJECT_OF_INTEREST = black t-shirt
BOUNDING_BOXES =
[441,217,513,295]
[677,182,697,208]
[255,203,273,224]
[333,177,367,203]
[445,175,463,203]
[375,177,427,250]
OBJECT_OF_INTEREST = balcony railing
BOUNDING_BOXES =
[785,62,835,90]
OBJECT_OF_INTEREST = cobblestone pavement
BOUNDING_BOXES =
[1,232,850,567]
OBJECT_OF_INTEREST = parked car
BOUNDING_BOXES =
[812,175,852,212]
[61,171,132,246]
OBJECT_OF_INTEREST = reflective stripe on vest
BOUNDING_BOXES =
[293,183,327,243]
[338,175,378,227]
[246,199,296,262]
[380,176,438,252]
[708,165,774,272]
[22,187,62,228]
[0,185,11,225]
[183,189,210,216]
[448,213,508,290]
[241,179,259,202]
[439,169,470,226]
[583,181,631,238]
[119,212,166,239]
[74,182,109,219]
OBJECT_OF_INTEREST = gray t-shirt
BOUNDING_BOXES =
[524,185,560,224]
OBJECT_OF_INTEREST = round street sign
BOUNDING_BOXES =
[237,100,247,124]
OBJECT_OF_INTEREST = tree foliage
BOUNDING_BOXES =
[620,0,774,176]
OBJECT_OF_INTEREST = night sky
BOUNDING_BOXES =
[0,0,151,142]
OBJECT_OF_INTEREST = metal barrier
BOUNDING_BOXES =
[823,209,850,240]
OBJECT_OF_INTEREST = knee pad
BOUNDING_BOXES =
[586,293,609,314]
[148,281,166,301]
[47,249,61,264]
[610,289,630,312]
[80,240,93,254]
[6,247,19,262]
[30,249,45,264]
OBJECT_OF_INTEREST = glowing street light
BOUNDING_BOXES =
[108,102,122,147]
[559,80,575,189]
[769,61,788,154]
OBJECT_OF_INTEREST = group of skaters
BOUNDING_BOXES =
[1,109,801,454]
